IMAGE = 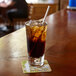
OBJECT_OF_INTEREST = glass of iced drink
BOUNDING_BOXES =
[25,20,47,66]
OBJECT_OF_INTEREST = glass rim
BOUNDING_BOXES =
[25,20,47,26]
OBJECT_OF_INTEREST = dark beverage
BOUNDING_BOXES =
[27,38,45,58]
[25,20,47,66]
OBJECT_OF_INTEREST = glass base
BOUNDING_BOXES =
[28,55,44,66]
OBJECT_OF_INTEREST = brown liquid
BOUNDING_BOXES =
[27,38,45,58]
[26,21,47,58]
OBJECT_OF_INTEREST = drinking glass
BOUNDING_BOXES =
[25,20,47,66]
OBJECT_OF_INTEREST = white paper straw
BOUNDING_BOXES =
[42,6,50,24]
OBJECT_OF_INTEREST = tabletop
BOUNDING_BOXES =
[0,9,76,76]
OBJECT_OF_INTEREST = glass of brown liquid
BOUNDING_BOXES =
[25,20,47,66]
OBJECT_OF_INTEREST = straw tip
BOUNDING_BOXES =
[48,6,50,7]
[48,6,50,8]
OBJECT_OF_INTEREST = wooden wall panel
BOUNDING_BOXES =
[28,4,58,20]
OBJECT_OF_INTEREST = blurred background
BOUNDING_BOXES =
[0,0,69,37]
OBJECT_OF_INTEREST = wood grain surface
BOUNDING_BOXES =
[0,9,76,76]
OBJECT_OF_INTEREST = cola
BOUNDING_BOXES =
[25,20,47,66]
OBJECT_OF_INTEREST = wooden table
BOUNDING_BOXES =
[0,9,76,76]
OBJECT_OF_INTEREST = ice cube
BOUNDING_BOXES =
[31,26,39,37]
[34,26,44,38]
[41,31,46,42]
[41,26,47,42]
